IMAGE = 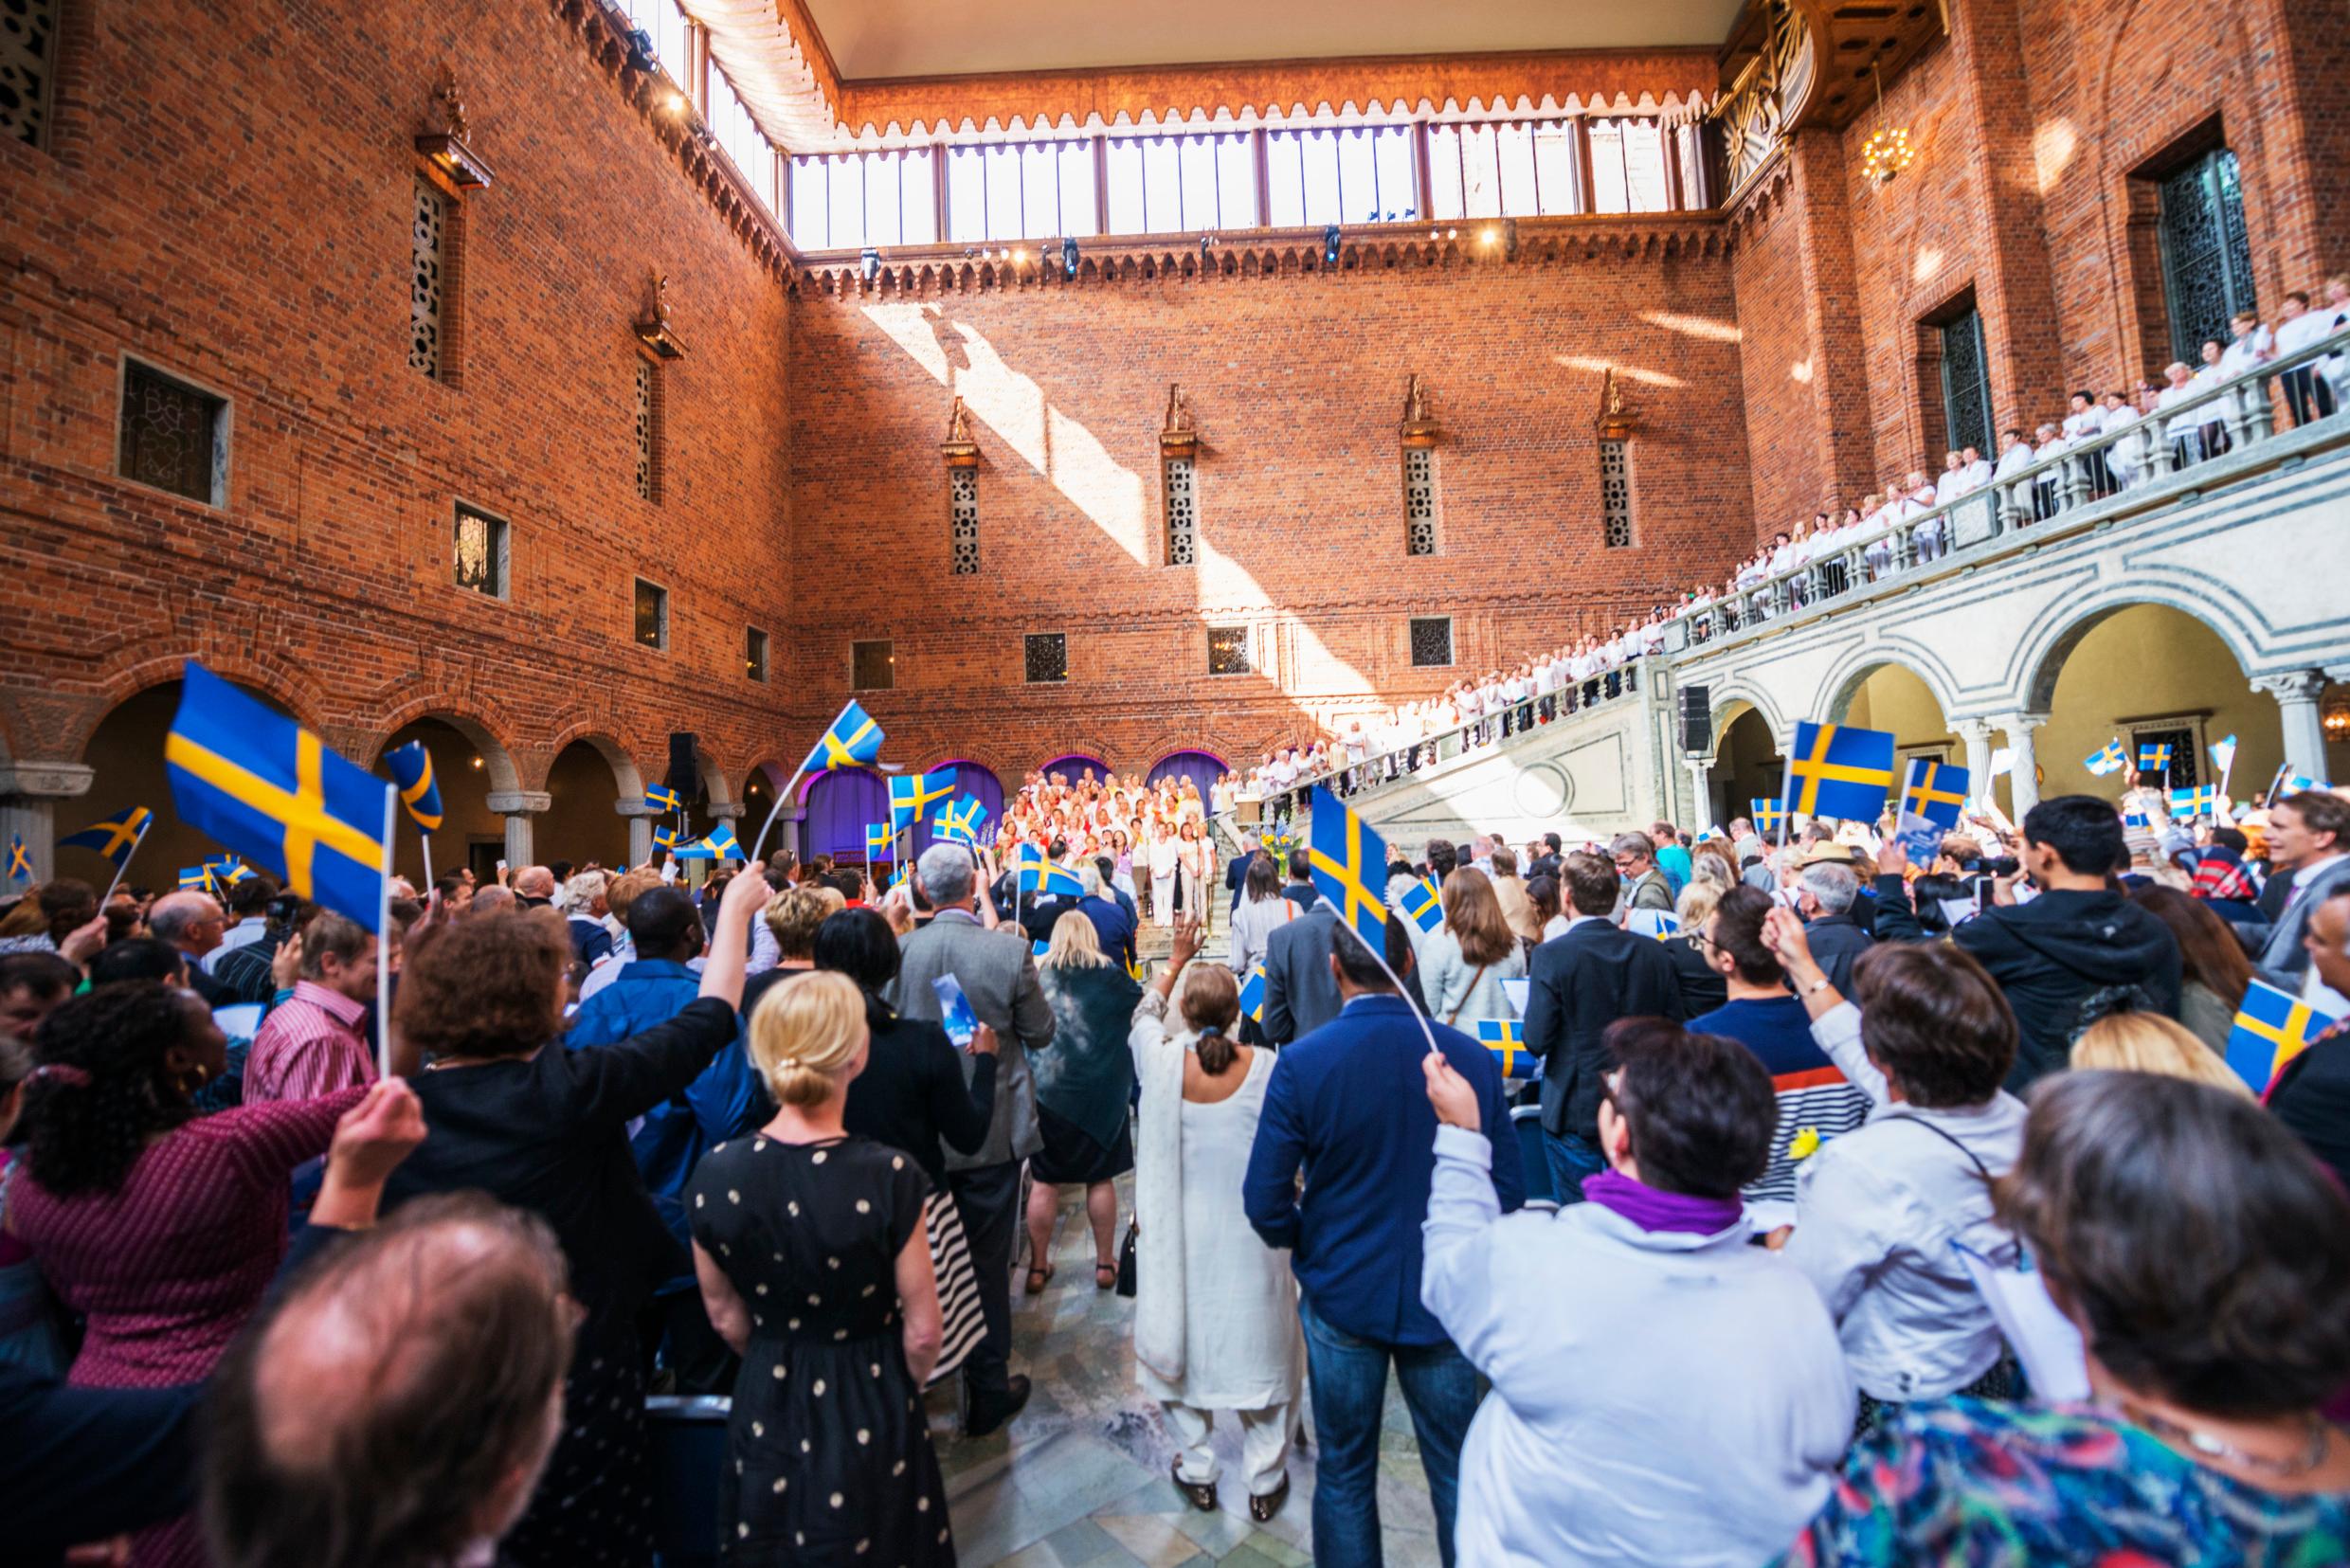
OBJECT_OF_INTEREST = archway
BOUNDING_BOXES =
[1837,664,1959,809]
[1711,706,1782,832]
[68,679,296,897]
[800,766,891,867]
[1146,749,1227,803]
[907,759,1005,860]
[375,718,511,887]
[540,739,629,873]
[2036,604,2281,804]
[1039,753,1111,784]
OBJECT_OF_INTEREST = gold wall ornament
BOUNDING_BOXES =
[940,394,979,467]
[635,270,686,358]
[414,62,496,189]
[1160,383,1199,457]
[1595,366,1638,440]
[1400,373,1438,447]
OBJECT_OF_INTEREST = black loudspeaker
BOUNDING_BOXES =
[666,732,699,798]
[1677,686,1711,754]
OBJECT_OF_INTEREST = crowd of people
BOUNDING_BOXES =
[6,754,2348,1567]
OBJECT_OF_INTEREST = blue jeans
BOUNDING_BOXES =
[1298,1297,1479,1568]
[1545,1129,1606,1206]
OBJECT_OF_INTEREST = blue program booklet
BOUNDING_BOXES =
[931,973,980,1048]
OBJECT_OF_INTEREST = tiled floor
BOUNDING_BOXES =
[922,1175,1445,1568]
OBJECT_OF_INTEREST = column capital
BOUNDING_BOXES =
[485,790,552,815]
[0,762,95,800]
[615,799,665,819]
[2250,669,2328,702]
[1988,712,2050,736]
[705,801,746,821]
[1949,716,1998,744]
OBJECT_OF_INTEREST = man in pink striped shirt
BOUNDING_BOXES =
[245,911,386,1102]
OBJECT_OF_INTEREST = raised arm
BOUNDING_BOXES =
[696,862,771,1011]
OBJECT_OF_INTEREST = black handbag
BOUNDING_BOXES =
[1115,1219,1138,1298]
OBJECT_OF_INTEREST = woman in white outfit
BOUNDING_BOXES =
[1175,820,1212,936]
[1147,821,1180,928]
[1130,918,1303,1521]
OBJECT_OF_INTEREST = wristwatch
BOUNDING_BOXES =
[1797,973,1833,997]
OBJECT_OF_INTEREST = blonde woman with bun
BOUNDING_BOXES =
[688,970,956,1564]
[2070,1011,2254,1098]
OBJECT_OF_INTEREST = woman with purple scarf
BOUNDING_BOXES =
[1419,1018,1852,1567]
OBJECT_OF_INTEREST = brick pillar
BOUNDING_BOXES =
[1788,130,1880,511]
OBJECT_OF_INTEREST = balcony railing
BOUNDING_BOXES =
[1665,325,2350,654]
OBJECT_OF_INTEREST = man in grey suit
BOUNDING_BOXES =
[890,842,1056,1435]
[1611,834,1675,913]
[1261,904,1342,1045]
[2254,792,2350,984]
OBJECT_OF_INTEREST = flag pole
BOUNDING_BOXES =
[376,782,396,1082]
[99,815,154,907]
[419,830,433,897]
[1312,892,1437,1059]
[748,762,809,868]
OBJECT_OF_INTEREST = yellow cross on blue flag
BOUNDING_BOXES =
[383,740,443,835]
[7,834,29,883]
[1750,798,1787,834]
[1901,758,1971,831]
[644,784,680,815]
[178,865,212,892]
[933,795,988,846]
[1238,964,1267,1022]
[2225,978,2341,1092]
[1016,842,1083,897]
[1477,1018,1533,1079]
[2085,738,2128,777]
[889,768,958,835]
[204,854,250,889]
[2170,784,2218,820]
[165,664,391,932]
[652,824,681,852]
[2138,742,2173,773]
[804,700,886,775]
[676,823,744,861]
[1399,874,1442,934]
[1781,722,1896,824]
[866,822,895,861]
[62,805,153,869]
[1307,784,1388,950]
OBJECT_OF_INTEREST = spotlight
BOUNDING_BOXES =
[469,755,483,770]
[1480,226,1498,246]
[663,89,685,115]
[1061,235,1079,279]
[860,246,879,281]
[1322,224,1341,266]
[624,27,657,72]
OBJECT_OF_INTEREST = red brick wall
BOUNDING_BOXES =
[784,240,1752,778]
[0,0,795,842]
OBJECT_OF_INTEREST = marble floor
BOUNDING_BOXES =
[921,1176,1447,1568]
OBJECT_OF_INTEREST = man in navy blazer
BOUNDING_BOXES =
[1259,904,1341,1045]
[1522,851,1688,1203]
[1244,916,1523,1567]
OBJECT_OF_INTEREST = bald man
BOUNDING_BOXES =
[148,889,236,1005]
[203,1194,574,1568]
[511,866,556,908]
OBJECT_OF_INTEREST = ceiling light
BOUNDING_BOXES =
[1480,227,1498,246]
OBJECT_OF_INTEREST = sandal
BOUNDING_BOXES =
[1094,1262,1117,1290]
[1170,1458,1218,1512]
[1023,1262,1054,1295]
[1250,1474,1291,1523]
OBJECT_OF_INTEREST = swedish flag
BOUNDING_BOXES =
[6,834,28,883]
[1623,909,1681,940]
[62,805,153,869]
[207,854,251,888]
[934,796,988,846]
[1749,798,1786,834]
[178,865,213,892]
[383,741,443,835]
[164,664,390,932]
[866,822,895,861]
[652,824,681,852]
[1780,722,1896,823]
[1399,875,1442,934]
[2226,978,2341,1092]
[644,784,681,815]
[1307,784,1387,950]
[1016,842,1084,898]
[1901,758,1971,831]
[804,700,886,775]
[675,823,744,862]
[1238,964,1267,1022]
[890,767,958,835]
[1477,1018,1534,1079]
[2169,784,2218,820]
[2085,739,2128,777]
[2137,742,2173,774]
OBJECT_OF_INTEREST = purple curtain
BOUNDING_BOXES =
[908,761,1004,859]
[1039,753,1111,783]
[1146,749,1227,802]
[800,767,890,862]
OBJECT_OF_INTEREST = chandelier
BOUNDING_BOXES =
[1860,65,1915,185]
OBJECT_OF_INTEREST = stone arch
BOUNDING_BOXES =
[2014,583,2266,716]
[359,706,524,796]
[64,643,330,761]
[544,724,648,801]
[539,730,642,872]
[1813,643,1963,728]
[1705,681,1787,754]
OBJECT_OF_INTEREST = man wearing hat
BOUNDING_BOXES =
[1793,843,1876,996]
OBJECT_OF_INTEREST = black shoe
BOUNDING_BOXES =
[962,1374,1031,1438]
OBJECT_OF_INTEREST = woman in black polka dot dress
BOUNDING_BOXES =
[689,970,956,1566]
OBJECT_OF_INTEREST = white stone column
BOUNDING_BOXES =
[616,800,661,867]
[2251,672,2330,782]
[0,762,95,883]
[1992,712,2048,817]
[1683,755,1715,834]
[1951,717,1997,796]
[486,790,551,869]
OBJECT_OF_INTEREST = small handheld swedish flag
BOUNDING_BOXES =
[889,768,958,836]
[644,784,681,815]
[1015,842,1084,898]
[2225,978,2341,1093]
[1307,784,1388,950]
[866,822,895,861]
[1623,909,1681,940]
[2169,784,2218,820]
[1477,1018,1534,1079]
[1750,798,1787,834]
[1900,758,1971,831]
[675,823,744,862]
[804,700,886,775]
[1238,964,1267,1022]
[62,805,153,870]
[2137,742,2173,774]
[178,865,213,892]
[1781,722,1896,824]
[2085,738,2128,777]
[164,664,391,932]
[933,795,988,846]
[1399,875,1443,934]
[383,740,443,835]
[7,834,29,883]
[652,824,681,853]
